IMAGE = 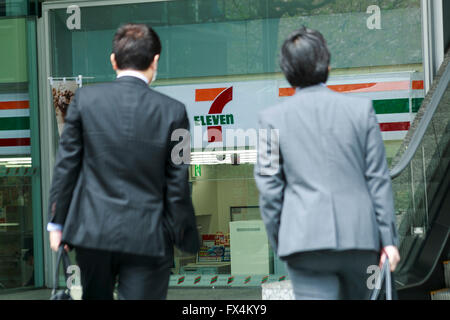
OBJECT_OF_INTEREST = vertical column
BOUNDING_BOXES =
[421,0,445,93]
[26,17,44,288]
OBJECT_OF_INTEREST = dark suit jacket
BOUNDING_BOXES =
[48,76,200,257]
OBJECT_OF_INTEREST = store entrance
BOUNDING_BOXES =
[40,0,425,289]
[171,163,286,287]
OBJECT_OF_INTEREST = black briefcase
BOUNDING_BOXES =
[50,246,73,300]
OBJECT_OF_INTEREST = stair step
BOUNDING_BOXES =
[444,261,450,288]
[261,280,295,300]
[430,288,450,300]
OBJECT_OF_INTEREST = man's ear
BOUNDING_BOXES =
[151,54,160,70]
[110,53,118,71]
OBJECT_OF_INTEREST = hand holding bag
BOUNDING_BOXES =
[49,246,73,300]
[370,258,393,300]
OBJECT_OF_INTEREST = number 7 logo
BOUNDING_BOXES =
[195,87,233,142]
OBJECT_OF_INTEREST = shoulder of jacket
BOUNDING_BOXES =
[75,82,113,98]
[258,104,282,124]
[260,97,293,118]
[80,82,110,91]
[327,89,372,112]
[324,87,370,103]
[148,88,185,110]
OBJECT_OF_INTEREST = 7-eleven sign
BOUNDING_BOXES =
[194,87,234,142]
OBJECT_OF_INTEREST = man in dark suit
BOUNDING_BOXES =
[47,23,199,300]
[254,27,400,299]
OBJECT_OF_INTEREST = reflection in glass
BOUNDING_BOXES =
[49,0,422,82]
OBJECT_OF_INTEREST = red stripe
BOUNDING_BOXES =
[195,88,227,102]
[279,80,425,96]
[208,87,233,114]
[412,81,424,90]
[0,138,30,147]
[279,88,295,97]
[327,83,377,92]
[0,101,29,110]
[379,122,410,132]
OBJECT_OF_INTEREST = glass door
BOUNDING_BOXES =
[0,14,43,291]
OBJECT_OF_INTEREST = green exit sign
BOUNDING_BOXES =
[194,165,201,177]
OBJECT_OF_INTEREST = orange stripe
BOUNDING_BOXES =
[0,101,29,110]
[195,88,227,102]
[329,81,412,93]
[412,80,424,90]
[278,88,295,97]
[328,83,377,92]
[280,80,424,96]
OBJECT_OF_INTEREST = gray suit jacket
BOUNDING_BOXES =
[254,84,398,258]
[48,76,200,257]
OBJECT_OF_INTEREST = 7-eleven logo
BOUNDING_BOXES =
[261,275,269,284]
[194,87,234,143]
[210,276,218,284]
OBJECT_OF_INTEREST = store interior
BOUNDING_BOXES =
[0,176,34,289]
[172,163,281,276]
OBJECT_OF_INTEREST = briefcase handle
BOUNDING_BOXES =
[51,245,72,296]
[370,258,392,300]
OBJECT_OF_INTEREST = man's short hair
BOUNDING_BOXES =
[113,23,161,71]
[280,27,331,88]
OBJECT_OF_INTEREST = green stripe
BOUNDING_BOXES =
[412,98,424,113]
[373,99,409,114]
[0,117,30,130]
[373,98,424,114]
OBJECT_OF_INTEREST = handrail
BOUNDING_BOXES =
[390,61,450,179]
[389,51,450,295]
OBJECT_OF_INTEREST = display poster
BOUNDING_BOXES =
[50,78,80,136]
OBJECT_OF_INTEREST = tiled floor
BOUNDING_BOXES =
[0,287,262,300]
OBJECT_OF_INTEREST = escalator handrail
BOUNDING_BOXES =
[389,61,450,179]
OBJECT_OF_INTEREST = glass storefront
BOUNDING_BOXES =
[40,0,425,287]
[0,1,43,292]
[0,176,33,289]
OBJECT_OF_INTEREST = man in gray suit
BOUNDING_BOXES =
[254,27,400,300]
[47,24,199,299]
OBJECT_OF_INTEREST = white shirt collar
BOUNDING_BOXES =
[117,70,149,84]
[295,83,327,93]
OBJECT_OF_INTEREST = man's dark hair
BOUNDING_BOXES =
[280,27,331,88]
[113,23,161,71]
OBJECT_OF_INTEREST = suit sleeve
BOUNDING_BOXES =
[48,89,83,227]
[254,113,285,254]
[364,102,399,248]
[164,104,199,253]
